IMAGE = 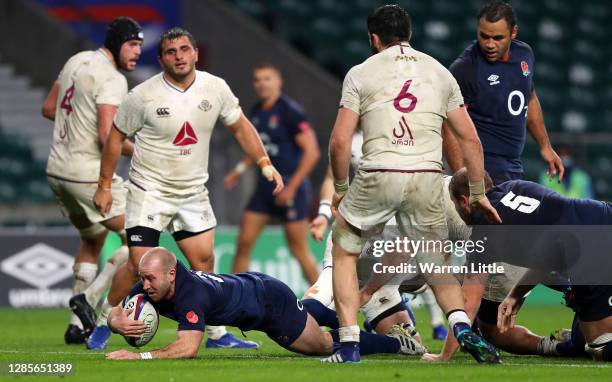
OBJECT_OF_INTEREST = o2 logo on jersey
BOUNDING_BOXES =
[507,90,528,117]
[500,191,540,214]
[391,80,417,146]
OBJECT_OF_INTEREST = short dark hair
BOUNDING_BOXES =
[367,4,412,46]
[478,1,517,30]
[449,168,494,201]
[253,62,282,77]
[157,27,197,57]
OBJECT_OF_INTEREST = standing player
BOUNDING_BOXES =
[324,5,501,363]
[85,27,283,349]
[224,63,320,284]
[105,248,423,360]
[41,17,142,345]
[449,168,612,362]
[443,0,563,186]
[439,0,565,359]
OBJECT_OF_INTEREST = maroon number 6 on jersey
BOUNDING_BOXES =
[393,80,417,113]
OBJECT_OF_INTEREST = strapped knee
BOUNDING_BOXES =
[331,222,363,254]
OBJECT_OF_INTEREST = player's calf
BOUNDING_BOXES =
[585,333,612,361]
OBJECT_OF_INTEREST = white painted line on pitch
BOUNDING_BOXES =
[0,350,608,368]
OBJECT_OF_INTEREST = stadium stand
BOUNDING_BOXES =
[228,0,612,200]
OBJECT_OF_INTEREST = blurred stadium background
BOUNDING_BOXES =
[0,0,610,306]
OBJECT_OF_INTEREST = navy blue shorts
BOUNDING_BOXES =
[251,272,308,348]
[246,177,311,222]
[568,285,612,322]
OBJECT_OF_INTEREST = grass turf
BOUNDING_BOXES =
[0,306,609,381]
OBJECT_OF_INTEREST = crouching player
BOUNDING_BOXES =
[105,247,423,360]
[450,168,612,362]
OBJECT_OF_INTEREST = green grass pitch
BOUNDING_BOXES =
[0,305,610,381]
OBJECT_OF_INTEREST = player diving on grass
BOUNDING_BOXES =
[105,247,424,360]
[449,168,612,362]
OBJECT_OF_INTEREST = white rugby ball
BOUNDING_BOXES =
[123,293,159,347]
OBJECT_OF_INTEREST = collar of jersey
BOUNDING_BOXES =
[162,72,198,94]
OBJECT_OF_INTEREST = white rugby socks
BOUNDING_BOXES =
[206,325,228,340]
[84,246,128,306]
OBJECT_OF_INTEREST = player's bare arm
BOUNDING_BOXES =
[276,128,320,206]
[328,107,359,209]
[226,113,284,194]
[96,104,134,156]
[106,330,204,360]
[442,121,464,173]
[423,273,488,362]
[446,106,502,224]
[526,87,564,182]
[93,124,126,216]
[41,81,60,121]
[497,269,545,333]
[310,166,334,241]
[224,156,254,189]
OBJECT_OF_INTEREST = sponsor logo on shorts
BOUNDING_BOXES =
[608,296,612,307]
[147,215,155,222]
[130,235,142,242]
[156,107,171,117]
[186,310,199,323]
[296,299,304,311]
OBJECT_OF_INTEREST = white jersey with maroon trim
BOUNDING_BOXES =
[340,43,464,172]
[46,49,127,182]
[114,71,242,196]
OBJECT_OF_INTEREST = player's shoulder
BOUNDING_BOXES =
[510,39,534,58]
[129,72,164,100]
[196,70,230,89]
[450,42,479,72]
[278,95,305,115]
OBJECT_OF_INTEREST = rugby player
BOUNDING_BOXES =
[82,27,282,349]
[42,17,142,346]
[105,248,424,360]
[450,168,612,362]
[325,4,501,363]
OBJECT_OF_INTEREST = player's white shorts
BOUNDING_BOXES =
[125,181,216,233]
[47,175,127,224]
[483,262,527,302]
[339,170,447,238]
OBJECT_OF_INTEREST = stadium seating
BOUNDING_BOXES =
[228,0,612,200]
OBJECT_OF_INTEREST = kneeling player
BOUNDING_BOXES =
[106,248,423,361]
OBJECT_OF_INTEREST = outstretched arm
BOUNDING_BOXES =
[106,330,204,360]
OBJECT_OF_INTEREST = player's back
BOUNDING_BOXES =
[151,262,267,330]
[340,44,464,172]
[47,50,127,182]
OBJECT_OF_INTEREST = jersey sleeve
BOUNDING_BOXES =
[94,74,128,106]
[113,91,145,136]
[445,73,465,115]
[339,68,361,114]
[218,79,242,126]
[449,55,477,107]
[175,295,206,332]
[286,102,311,138]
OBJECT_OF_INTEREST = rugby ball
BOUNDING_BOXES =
[122,293,159,347]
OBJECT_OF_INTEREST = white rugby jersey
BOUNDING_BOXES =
[340,43,464,172]
[114,71,242,196]
[46,49,127,181]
